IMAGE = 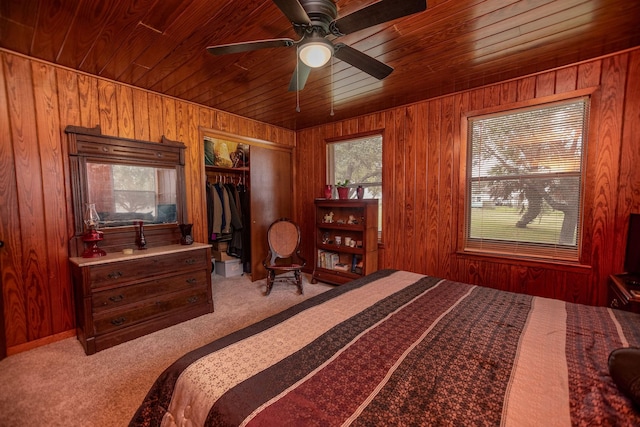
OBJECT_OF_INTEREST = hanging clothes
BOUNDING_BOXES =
[211,183,224,240]
[206,181,233,241]
[213,183,231,234]
[206,175,249,271]
[225,183,243,258]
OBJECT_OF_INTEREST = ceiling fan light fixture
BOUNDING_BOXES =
[299,39,333,68]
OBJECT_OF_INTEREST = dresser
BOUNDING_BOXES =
[608,274,640,314]
[70,243,213,355]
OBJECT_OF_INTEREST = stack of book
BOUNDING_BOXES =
[317,250,339,269]
[318,250,362,273]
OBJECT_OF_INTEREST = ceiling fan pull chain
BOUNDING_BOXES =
[330,56,334,116]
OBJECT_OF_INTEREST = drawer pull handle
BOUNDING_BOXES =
[185,258,197,265]
[108,271,123,279]
[186,278,197,285]
[109,295,124,302]
[111,317,126,326]
[187,296,199,304]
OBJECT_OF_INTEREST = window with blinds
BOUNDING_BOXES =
[465,97,589,260]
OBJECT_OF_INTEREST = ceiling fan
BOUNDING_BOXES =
[206,0,427,91]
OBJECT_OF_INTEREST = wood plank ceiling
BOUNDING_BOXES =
[1,0,639,130]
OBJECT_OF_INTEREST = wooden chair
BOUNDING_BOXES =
[262,218,306,295]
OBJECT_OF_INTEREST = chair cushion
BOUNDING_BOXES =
[269,222,298,255]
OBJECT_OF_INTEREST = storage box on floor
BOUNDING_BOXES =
[211,241,230,261]
[215,259,242,277]
[211,240,242,277]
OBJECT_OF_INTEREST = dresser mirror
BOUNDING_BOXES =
[66,125,187,257]
[85,161,178,227]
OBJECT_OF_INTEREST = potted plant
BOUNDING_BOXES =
[336,180,350,199]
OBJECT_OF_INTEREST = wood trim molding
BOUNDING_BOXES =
[324,129,386,144]
[6,330,76,356]
[200,127,284,150]
[462,87,600,120]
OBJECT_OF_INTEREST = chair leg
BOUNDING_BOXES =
[265,270,274,296]
[295,270,303,295]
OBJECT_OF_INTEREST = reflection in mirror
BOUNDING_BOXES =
[86,162,177,227]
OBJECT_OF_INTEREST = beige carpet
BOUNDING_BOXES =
[0,273,333,427]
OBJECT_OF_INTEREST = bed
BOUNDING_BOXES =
[130,269,640,426]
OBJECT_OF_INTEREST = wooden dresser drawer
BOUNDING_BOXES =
[89,250,208,289]
[70,244,213,354]
[92,270,209,313]
[313,268,359,285]
[93,288,210,335]
[609,274,640,313]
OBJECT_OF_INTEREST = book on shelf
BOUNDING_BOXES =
[334,263,349,271]
[318,250,328,268]
[317,250,339,269]
[351,255,363,274]
[330,252,339,269]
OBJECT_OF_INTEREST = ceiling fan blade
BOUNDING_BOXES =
[207,38,295,56]
[332,0,427,36]
[272,0,311,25]
[288,60,312,91]
[334,43,393,80]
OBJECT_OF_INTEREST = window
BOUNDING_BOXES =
[464,97,589,260]
[327,134,383,231]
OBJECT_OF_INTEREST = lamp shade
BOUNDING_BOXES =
[84,203,100,229]
[299,40,333,68]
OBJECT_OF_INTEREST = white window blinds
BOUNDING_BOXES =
[465,97,589,260]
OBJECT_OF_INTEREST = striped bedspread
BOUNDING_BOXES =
[130,270,640,426]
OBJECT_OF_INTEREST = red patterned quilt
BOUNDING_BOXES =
[130,270,640,426]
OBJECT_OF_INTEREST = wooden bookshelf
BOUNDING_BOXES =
[312,198,378,285]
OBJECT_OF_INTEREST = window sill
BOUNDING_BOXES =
[456,250,592,274]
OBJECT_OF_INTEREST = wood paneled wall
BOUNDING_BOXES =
[0,49,294,353]
[294,48,640,307]
[1,46,639,353]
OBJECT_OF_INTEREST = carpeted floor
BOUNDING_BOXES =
[0,272,333,427]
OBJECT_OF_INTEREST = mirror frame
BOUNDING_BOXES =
[66,125,187,257]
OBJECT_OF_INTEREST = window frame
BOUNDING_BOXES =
[458,89,597,264]
[325,131,384,235]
